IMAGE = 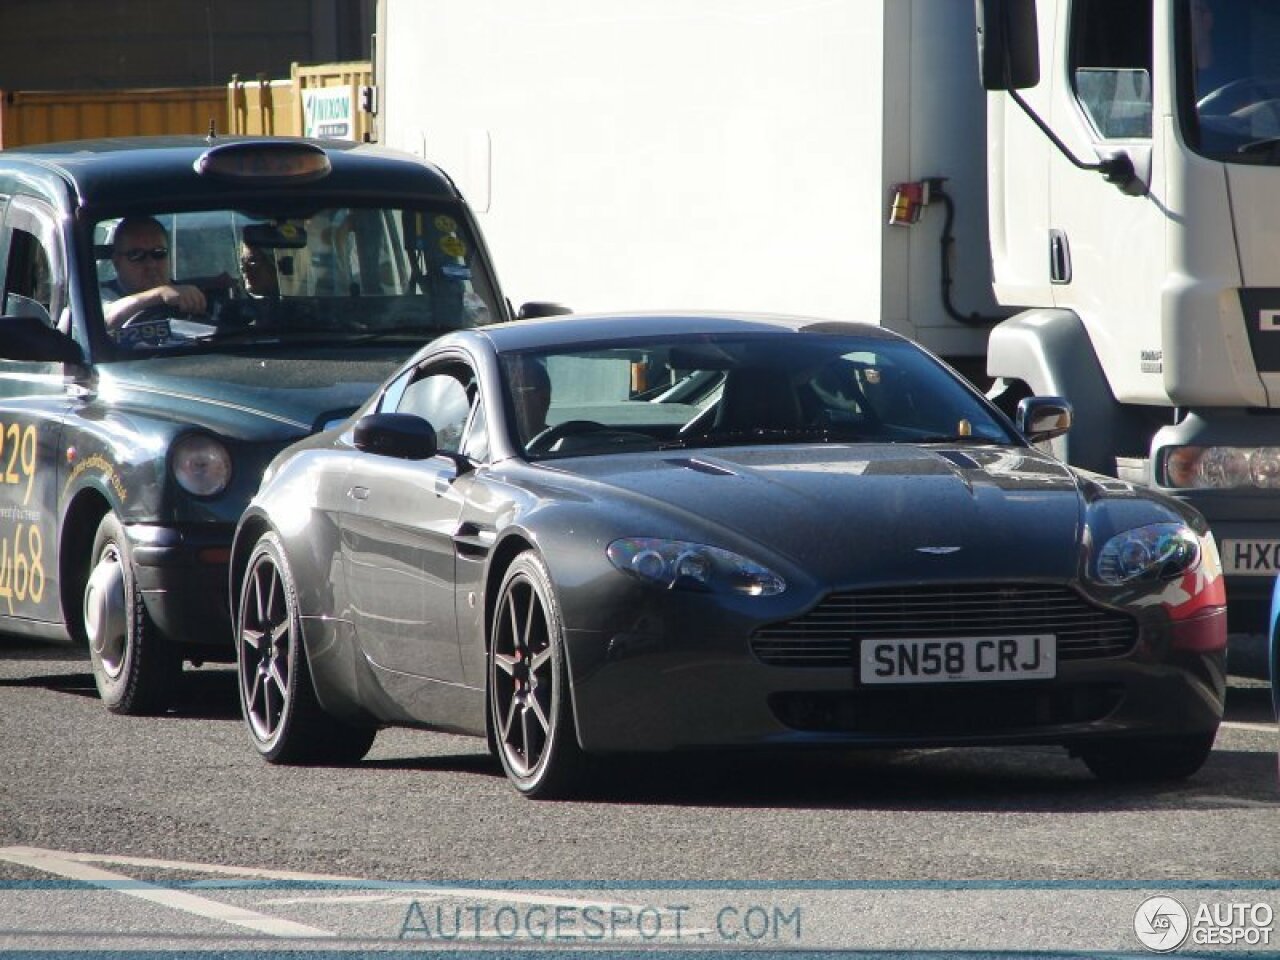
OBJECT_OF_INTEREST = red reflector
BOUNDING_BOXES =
[198,547,232,565]
[1168,606,1228,652]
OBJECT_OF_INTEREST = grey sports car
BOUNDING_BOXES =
[229,313,1228,798]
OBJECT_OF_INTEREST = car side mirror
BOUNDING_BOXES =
[517,301,572,320]
[352,412,438,460]
[1016,396,1072,443]
[0,314,84,365]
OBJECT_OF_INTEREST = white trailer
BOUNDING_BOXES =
[373,0,1280,643]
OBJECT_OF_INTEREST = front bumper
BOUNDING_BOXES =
[127,522,235,657]
[566,614,1227,754]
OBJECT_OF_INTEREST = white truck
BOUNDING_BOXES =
[372,0,1280,648]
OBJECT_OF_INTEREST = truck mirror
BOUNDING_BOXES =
[976,0,1040,91]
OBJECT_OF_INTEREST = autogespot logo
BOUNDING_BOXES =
[1135,896,1190,952]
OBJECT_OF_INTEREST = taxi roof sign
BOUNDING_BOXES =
[194,142,332,183]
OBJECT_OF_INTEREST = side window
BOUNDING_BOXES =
[2,200,64,329]
[1070,0,1153,139]
[395,365,474,454]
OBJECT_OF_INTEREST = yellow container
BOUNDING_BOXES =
[0,86,226,148]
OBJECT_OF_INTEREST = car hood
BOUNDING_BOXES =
[555,443,1087,584]
[97,346,406,440]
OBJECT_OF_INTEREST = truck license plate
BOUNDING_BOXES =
[1219,539,1280,576]
[859,635,1056,685]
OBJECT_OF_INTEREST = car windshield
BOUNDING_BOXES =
[501,330,1017,460]
[94,204,499,355]
[1182,0,1280,162]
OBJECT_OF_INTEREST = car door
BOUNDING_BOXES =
[340,357,480,682]
[0,196,72,626]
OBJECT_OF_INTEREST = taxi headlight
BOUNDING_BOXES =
[606,537,785,596]
[172,434,232,497]
[1094,522,1200,584]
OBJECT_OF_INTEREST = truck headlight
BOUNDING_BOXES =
[172,433,232,497]
[1163,445,1280,488]
[607,537,785,596]
[1093,522,1200,584]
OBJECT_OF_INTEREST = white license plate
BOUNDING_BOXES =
[859,635,1056,685]
[1219,539,1280,576]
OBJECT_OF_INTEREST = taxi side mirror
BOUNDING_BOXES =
[0,314,84,365]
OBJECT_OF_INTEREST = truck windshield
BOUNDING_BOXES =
[1182,0,1280,162]
[93,203,499,355]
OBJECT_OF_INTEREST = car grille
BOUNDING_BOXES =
[751,584,1137,667]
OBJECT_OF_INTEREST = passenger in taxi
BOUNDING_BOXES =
[239,241,280,300]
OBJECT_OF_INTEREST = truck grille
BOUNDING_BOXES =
[751,584,1137,667]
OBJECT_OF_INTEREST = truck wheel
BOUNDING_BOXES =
[83,513,179,715]
[236,531,377,764]
[1079,731,1217,782]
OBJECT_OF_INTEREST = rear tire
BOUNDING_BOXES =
[1079,731,1217,782]
[84,512,179,715]
[236,532,376,764]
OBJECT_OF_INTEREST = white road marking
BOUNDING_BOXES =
[0,846,335,938]
[1220,720,1274,734]
[0,846,692,937]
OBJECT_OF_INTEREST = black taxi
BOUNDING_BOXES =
[0,136,517,714]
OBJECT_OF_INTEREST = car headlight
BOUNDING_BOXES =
[1094,522,1200,585]
[171,433,232,497]
[606,537,785,596]
[1163,445,1280,488]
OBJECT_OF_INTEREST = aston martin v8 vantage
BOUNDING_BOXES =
[230,312,1227,797]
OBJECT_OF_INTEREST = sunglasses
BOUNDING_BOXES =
[121,247,169,263]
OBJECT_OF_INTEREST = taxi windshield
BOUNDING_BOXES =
[94,204,499,354]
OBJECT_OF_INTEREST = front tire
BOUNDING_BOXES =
[236,532,375,764]
[489,551,584,798]
[1079,731,1217,783]
[83,512,179,714]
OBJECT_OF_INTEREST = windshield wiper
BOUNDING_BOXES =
[347,323,464,345]
[658,426,866,450]
[912,434,1004,445]
[1237,136,1280,158]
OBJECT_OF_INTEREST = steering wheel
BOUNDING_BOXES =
[117,303,179,329]
[1198,77,1280,116]
[525,420,609,455]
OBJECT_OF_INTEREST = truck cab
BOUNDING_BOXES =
[984,0,1280,640]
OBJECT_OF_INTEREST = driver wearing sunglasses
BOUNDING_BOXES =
[101,216,207,332]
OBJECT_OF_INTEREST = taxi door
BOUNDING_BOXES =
[0,196,73,626]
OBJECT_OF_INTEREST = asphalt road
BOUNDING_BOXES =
[0,635,1274,885]
[1,637,1276,953]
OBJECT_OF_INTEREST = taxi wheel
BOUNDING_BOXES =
[488,551,585,799]
[236,532,376,765]
[1079,731,1217,782]
[84,513,179,715]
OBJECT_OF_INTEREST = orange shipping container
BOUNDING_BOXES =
[0,86,226,149]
